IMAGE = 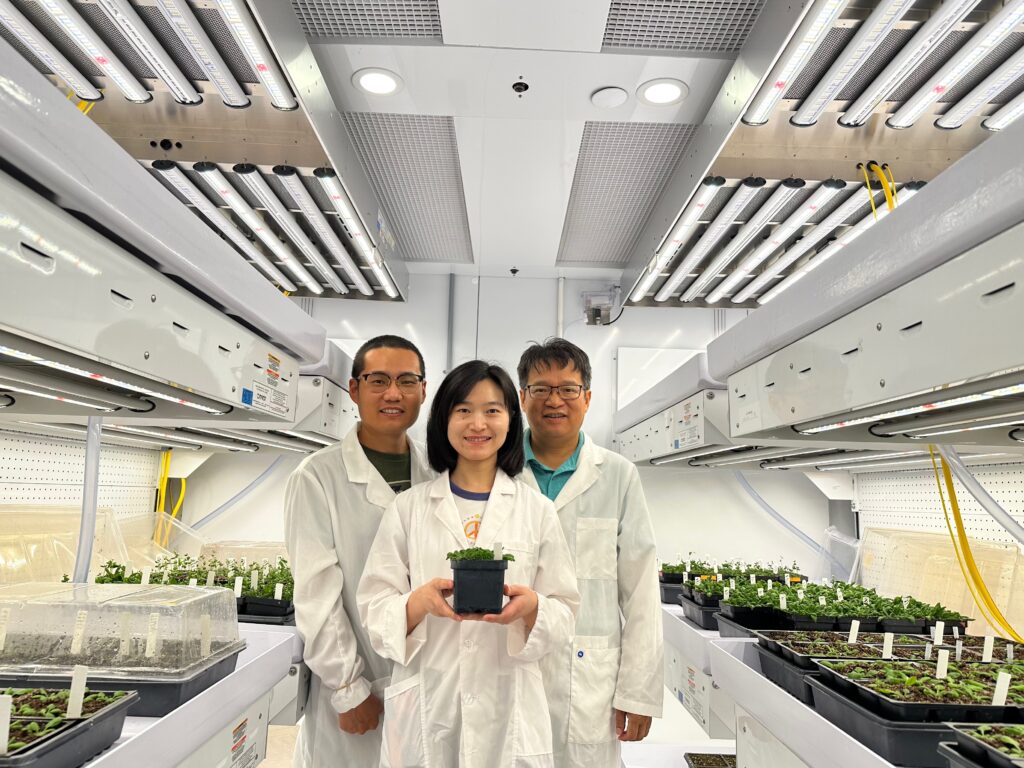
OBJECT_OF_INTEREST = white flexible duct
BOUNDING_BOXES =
[936,445,1024,549]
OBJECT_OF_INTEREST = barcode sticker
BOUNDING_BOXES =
[818,596,827,607]
[779,594,787,610]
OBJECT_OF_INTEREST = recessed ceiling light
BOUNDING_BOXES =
[591,86,628,108]
[352,67,403,95]
[637,78,688,106]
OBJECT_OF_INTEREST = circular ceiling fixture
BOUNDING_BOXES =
[591,86,629,108]
[352,68,403,95]
[637,78,688,106]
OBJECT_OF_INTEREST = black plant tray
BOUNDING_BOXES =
[837,617,880,633]
[684,753,736,767]
[242,597,293,617]
[813,661,1024,724]
[880,618,930,634]
[807,675,954,767]
[660,573,686,584]
[937,742,1006,768]
[680,583,694,600]
[693,590,721,608]
[678,596,721,631]
[949,724,1024,768]
[754,644,815,706]
[784,613,838,631]
[0,691,137,768]
[929,619,972,636]
[720,603,785,630]
[238,610,295,626]
[715,613,755,638]
[660,583,684,605]
[0,644,245,717]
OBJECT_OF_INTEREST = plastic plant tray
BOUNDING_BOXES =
[720,603,785,630]
[684,753,736,767]
[660,573,686,585]
[807,674,954,767]
[880,619,930,634]
[715,613,755,638]
[242,598,293,617]
[660,583,684,605]
[948,723,1024,768]
[786,614,838,631]
[754,643,815,706]
[692,590,721,608]
[837,617,880,633]
[238,611,294,626]
[0,690,137,768]
[813,660,1024,724]
[938,742,995,768]
[678,596,721,631]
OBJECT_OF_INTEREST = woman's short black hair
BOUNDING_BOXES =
[426,360,525,477]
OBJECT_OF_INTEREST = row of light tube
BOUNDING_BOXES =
[186,427,315,453]
[937,46,1024,130]
[761,450,926,470]
[0,378,116,412]
[817,453,1009,472]
[690,447,835,468]
[874,401,1024,438]
[649,445,738,466]
[17,422,203,451]
[0,362,144,411]
[106,424,258,451]
[681,179,806,303]
[757,182,925,304]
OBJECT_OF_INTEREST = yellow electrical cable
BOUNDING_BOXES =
[153,450,171,545]
[859,164,879,220]
[883,164,898,205]
[869,162,896,211]
[163,477,186,548]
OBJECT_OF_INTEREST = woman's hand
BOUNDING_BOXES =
[480,584,539,631]
[406,578,460,633]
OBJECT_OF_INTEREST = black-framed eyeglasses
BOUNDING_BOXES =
[358,372,424,393]
[525,384,585,400]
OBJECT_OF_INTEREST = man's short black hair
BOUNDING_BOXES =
[426,360,525,477]
[351,335,425,380]
[517,338,592,390]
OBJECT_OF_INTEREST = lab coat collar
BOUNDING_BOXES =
[428,469,517,549]
[341,425,430,509]
[547,432,602,511]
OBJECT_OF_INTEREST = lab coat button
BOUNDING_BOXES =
[464,639,474,649]
[577,650,584,658]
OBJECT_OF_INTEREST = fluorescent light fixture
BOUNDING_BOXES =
[889,0,1024,129]
[36,0,150,103]
[935,44,1024,129]
[792,0,916,126]
[153,161,296,291]
[631,177,725,302]
[187,427,314,453]
[685,178,806,303]
[352,67,403,95]
[819,453,1009,472]
[762,450,925,469]
[908,419,1024,438]
[17,421,203,451]
[983,89,1024,132]
[873,401,1024,437]
[840,0,977,127]
[156,0,249,108]
[0,378,116,411]
[314,168,399,298]
[0,363,144,410]
[758,182,924,304]
[742,0,848,126]
[107,424,258,452]
[0,0,101,101]
[193,162,322,295]
[709,180,846,303]
[655,178,766,302]
[637,78,688,106]
[692,446,834,467]
[274,166,372,296]
[649,445,738,466]
[276,429,334,446]
[232,164,347,294]
[96,0,200,105]
[211,0,297,110]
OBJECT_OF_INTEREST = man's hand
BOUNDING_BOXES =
[338,693,384,735]
[614,709,652,742]
[480,584,539,631]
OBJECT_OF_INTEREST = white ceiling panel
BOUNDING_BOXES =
[438,0,612,53]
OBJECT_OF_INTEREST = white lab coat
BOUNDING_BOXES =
[284,426,433,768]
[357,469,580,768]
[524,436,664,768]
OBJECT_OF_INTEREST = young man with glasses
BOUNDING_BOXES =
[284,335,432,768]
[518,338,663,768]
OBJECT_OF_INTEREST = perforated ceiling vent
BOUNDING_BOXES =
[603,0,767,53]
[557,122,696,266]
[291,0,442,39]
[342,112,473,264]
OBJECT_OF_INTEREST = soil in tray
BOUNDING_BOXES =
[2,688,129,719]
[684,754,736,768]
[5,717,71,755]
[759,630,930,645]
[0,634,238,674]
[787,642,944,663]
[952,723,1024,763]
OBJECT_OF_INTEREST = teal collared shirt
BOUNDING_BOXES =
[524,431,584,502]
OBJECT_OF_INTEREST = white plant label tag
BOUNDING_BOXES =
[818,596,827,607]
[0,694,10,756]
[145,613,159,658]
[798,589,806,600]
[902,596,910,609]
[188,578,198,588]
[724,588,731,601]
[685,560,691,572]
[848,621,860,644]
[1007,644,1014,662]
[983,635,995,663]
[924,642,933,660]
[779,594,788,611]
[251,570,259,591]
[936,649,950,679]
[767,580,774,591]
[694,577,700,586]
[953,626,960,639]
[119,616,131,657]
[730,579,736,590]
[67,665,87,718]
[862,597,870,605]
[757,588,765,598]
[206,571,215,587]
[494,542,503,561]
[161,570,168,584]
[0,608,9,652]
[716,573,722,582]
[882,633,894,660]
[71,610,88,655]
[682,572,689,583]
[992,672,1011,706]
[786,573,792,585]
[234,577,243,598]
[141,567,152,586]
[836,589,844,602]
[274,583,284,601]
[201,614,211,657]
[749,574,756,585]
[956,640,963,661]
[241,556,248,569]
[933,621,945,644]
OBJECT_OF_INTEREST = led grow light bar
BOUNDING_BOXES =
[274,166,372,296]
[792,0,916,126]
[233,164,347,294]
[211,0,296,111]
[106,424,258,451]
[708,180,846,303]
[684,179,806,303]
[314,168,398,298]
[889,0,1024,129]
[631,177,725,302]
[936,47,1024,130]
[818,453,1009,471]
[983,90,1024,131]
[742,0,848,126]
[36,0,150,103]
[655,178,765,302]
[649,445,737,466]
[19,421,203,451]
[0,0,100,101]
[762,450,925,469]
[193,163,321,295]
[96,0,200,105]
[155,0,249,108]
[0,378,116,411]
[840,0,977,127]
[153,161,296,291]
[0,363,143,410]
[758,182,924,305]
[187,426,314,453]
[692,446,835,467]
[873,402,1024,437]
[276,429,334,446]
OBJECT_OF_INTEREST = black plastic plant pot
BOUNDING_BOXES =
[680,583,694,600]
[451,559,508,614]
[243,597,294,617]
[235,596,246,614]
[660,572,686,584]
[678,595,721,631]
[948,723,1024,768]
[721,603,784,630]
[836,617,880,633]
[880,618,929,634]
[754,644,815,705]
[660,583,684,605]
[937,741,990,768]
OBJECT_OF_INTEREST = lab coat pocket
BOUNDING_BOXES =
[575,517,617,580]
[380,674,424,768]
[568,638,620,745]
[503,540,536,583]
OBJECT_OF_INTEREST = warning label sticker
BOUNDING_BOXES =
[265,354,281,387]
[247,380,289,417]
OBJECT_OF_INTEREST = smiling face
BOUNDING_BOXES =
[447,378,510,465]
[349,347,425,440]
[520,360,592,443]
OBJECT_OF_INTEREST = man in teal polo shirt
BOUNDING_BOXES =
[518,338,663,768]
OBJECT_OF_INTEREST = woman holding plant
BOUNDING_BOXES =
[357,360,579,768]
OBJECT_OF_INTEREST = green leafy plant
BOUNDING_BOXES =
[962,724,1024,758]
[93,554,295,600]
[447,547,514,562]
[820,659,1024,705]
